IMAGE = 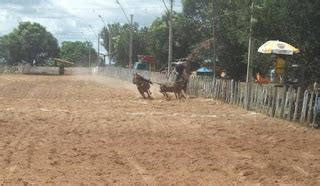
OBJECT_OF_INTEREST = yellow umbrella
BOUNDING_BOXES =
[258,40,300,55]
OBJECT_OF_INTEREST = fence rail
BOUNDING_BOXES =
[0,65,92,75]
[101,67,176,84]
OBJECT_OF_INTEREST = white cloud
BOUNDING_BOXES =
[0,0,182,53]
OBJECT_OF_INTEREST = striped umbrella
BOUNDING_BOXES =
[258,40,300,55]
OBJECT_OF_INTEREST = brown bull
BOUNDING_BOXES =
[159,77,187,100]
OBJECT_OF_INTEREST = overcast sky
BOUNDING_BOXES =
[0,0,182,53]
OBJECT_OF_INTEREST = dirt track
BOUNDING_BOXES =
[0,75,320,185]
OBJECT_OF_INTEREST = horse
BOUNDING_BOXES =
[132,73,153,99]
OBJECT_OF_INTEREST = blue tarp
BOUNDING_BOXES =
[196,67,213,73]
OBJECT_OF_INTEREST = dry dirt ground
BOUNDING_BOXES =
[0,74,320,185]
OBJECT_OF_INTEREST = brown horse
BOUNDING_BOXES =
[132,73,153,99]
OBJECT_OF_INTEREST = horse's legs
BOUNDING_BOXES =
[147,90,152,99]
[165,92,170,100]
[138,89,146,99]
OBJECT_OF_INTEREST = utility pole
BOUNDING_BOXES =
[89,24,99,67]
[97,33,100,65]
[116,0,133,69]
[129,14,133,69]
[98,15,113,66]
[108,25,112,66]
[246,1,254,110]
[81,32,91,68]
[89,45,91,68]
[168,0,173,74]
[212,0,216,79]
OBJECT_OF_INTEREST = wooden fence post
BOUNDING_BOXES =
[262,86,268,114]
[286,86,294,121]
[279,86,287,119]
[282,87,290,119]
[230,80,234,104]
[307,89,315,124]
[293,87,301,122]
[300,90,309,124]
[271,87,278,117]
[312,91,319,128]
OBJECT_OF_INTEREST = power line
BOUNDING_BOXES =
[161,0,169,11]
[116,0,134,69]
[116,0,131,24]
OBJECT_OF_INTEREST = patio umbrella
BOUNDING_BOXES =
[258,40,300,55]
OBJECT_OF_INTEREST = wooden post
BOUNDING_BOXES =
[268,86,272,114]
[240,90,244,108]
[213,77,217,98]
[262,86,268,114]
[257,85,263,112]
[237,82,241,106]
[213,79,217,98]
[251,84,257,111]
[280,86,287,119]
[271,87,278,117]
[283,88,290,119]
[263,86,268,114]
[234,81,238,105]
[307,90,315,124]
[218,79,222,100]
[293,87,301,122]
[230,80,234,104]
[287,87,294,121]
[300,90,309,124]
[312,91,319,128]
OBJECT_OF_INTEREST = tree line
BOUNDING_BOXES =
[0,22,97,67]
[1,0,319,84]
[100,0,320,84]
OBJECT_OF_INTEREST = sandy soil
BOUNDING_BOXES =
[0,74,320,185]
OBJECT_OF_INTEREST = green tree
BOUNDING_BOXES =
[100,22,149,67]
[146,12,191,70]
[60,41,97,67]
[182,0,248,79]
[253,0,320,84]
[0,22,59,66]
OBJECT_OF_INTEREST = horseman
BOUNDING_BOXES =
[174,62,186,82]
[174,62,188,95]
